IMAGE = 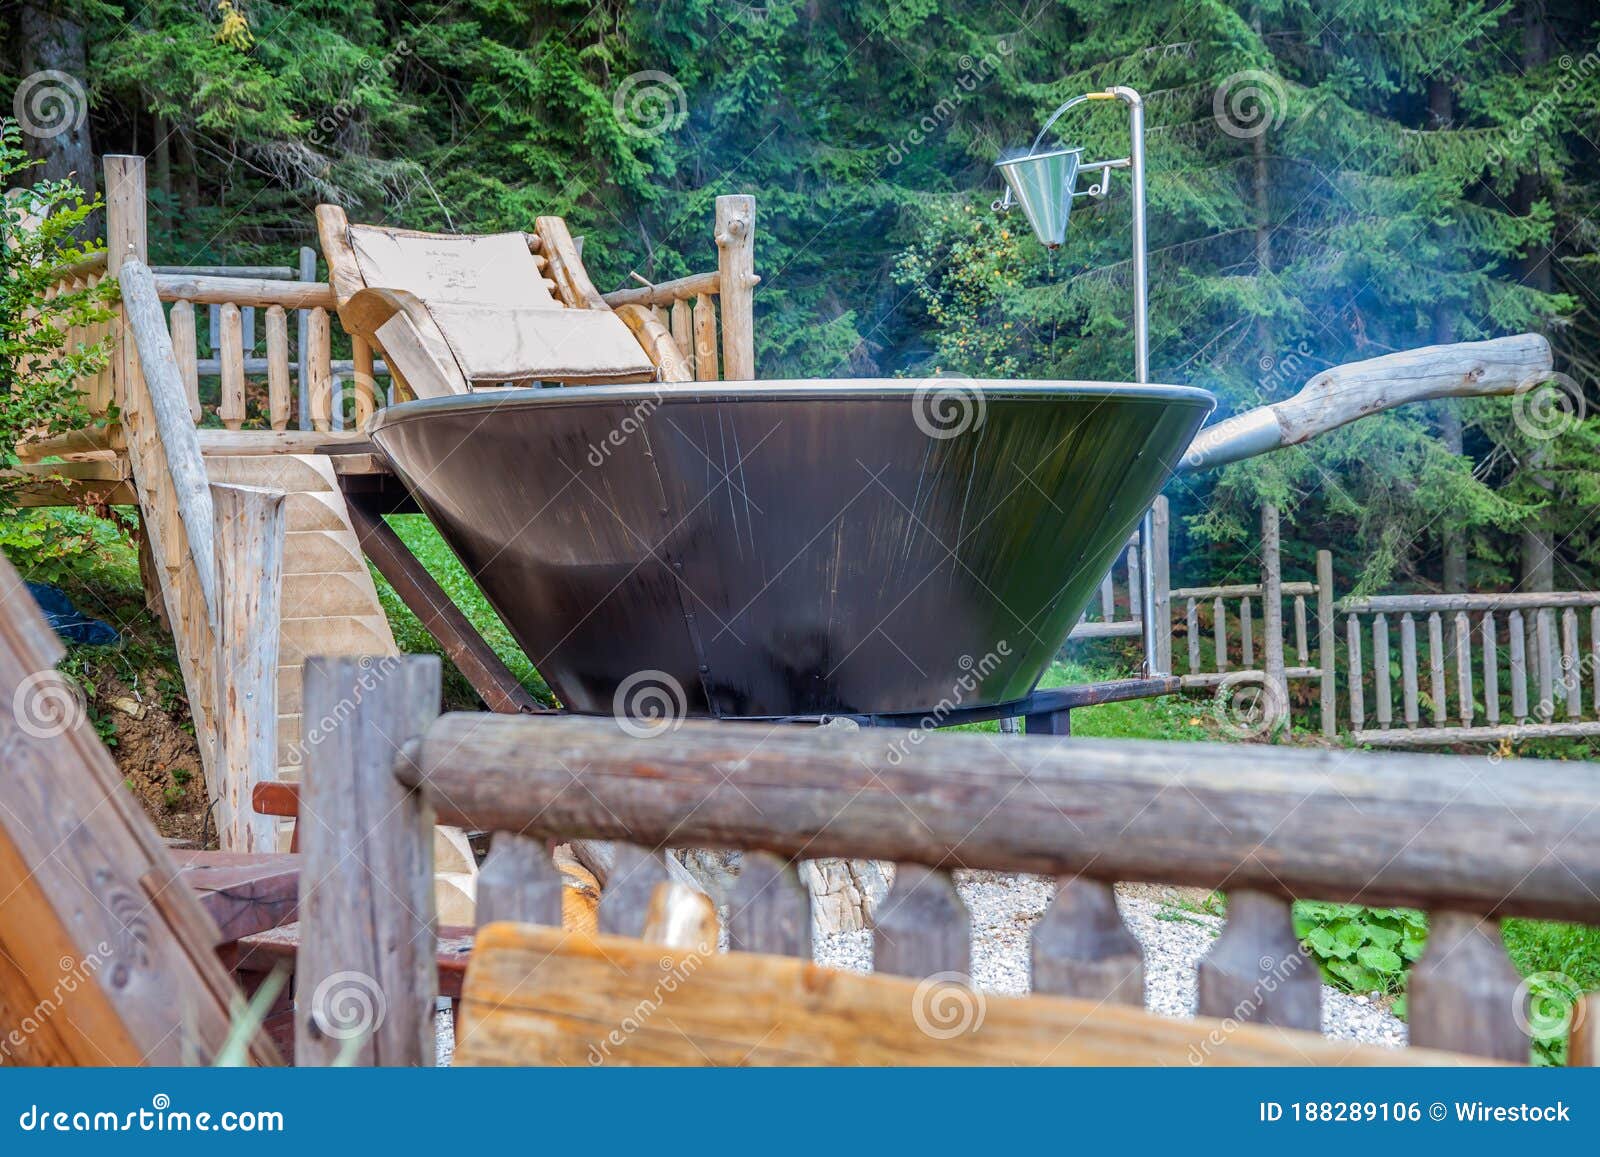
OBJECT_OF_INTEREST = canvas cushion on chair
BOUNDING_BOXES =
[348,224,657,385]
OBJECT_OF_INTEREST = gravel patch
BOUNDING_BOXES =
[812,869,1406,1049]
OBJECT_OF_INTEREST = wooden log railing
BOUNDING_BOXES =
[298,653,1600,1065]
[1340,590,1600,746]
[599,194,758,382]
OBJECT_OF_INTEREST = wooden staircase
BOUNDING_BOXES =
[203,454,397,800]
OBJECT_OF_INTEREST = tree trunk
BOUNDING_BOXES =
[16,3,95,198]
[1516,0,1555,593]
[1429,78,1467,593]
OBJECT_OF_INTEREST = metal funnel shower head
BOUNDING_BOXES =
[995,146,1082,248]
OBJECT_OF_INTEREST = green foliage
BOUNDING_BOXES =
[0,507,133,584]
[0,121,114,504]
[1294,902,1427,997]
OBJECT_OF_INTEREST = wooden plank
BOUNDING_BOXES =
[344,499,544,715]
[476,833,563,928]
[1592,607,1600,715]
[1258,504,1285,728]
[218,303,246,430]
[407,712,1600,923]
[1372,613,1391,728]
[669,299,695,378]
[1510,609,1529,722]
[173,849,298,942]
[352,337,378,428]
[1482,612,1500,726]
[1536,608,1555,721]
[692,292,718,381]
[1455,611,1474,726]
[307,307,333,432]
[1186,597,1200,674]
[1294,595,1308,665]
[1197,891,1320,1030]
[715,195,757,380]
[728,851,811,957]
[1151,497,1173,673]
[1100,572,1115,620]
[0,540,277,1065]
[874,864,968,979]
[1213,596,1227,672]
[296,655,440,1066]
[169,299,201,421]
[1409,912,1528,1062]
[211,483,286,853]
[597,843,668,938]
[454,925,1489,1067]
[266,305,291,430]
[1400,613,1419,727]
[1316,550,1335,736]
[1126,544,1143,624]
[1428,611,1447,725]
[1032,877,1142,1005]
[1562,607,1581,717]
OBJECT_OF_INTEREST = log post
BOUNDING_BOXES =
[715,195,757,380]
[1260,504,1287,731]
[297,655,441,1066]
[1316,550,1335,736]
[211,483,286,853]
[1151,496,1172,675]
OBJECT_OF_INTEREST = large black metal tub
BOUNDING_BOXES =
[369,380,1214,719]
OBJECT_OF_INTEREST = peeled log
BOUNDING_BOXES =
[1181,334,1553,473]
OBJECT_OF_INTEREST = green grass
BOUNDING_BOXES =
[368,515,554,711]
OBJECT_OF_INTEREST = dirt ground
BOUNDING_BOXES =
[90,670,209,846]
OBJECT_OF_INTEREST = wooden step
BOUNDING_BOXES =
[282,529,366,576]
[283,492,352,533]
[281,571,384,619]
[278,615,396,664]
[205,453,341,495]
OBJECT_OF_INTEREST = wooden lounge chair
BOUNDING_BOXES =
[314,207,691,400]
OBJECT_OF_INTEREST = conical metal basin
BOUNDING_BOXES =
[368,380,1214,720]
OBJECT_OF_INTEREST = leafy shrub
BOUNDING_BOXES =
[0,118,115,505]
[1294,902,1427,998]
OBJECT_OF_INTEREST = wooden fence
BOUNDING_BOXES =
[1122,505,1600,747]
[296,655,1600,1065]
[1340,592,1600,747]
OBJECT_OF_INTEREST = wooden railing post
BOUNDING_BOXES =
[715,195,757,380]
[298,654,441,1066]
[1260,504,1287,730]
[1151,496,1172,674]
[211,483,286,853]
[1316,550,1335,736]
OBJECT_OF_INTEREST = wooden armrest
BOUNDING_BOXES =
[614,304,692,383]
[340,286,469,400]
